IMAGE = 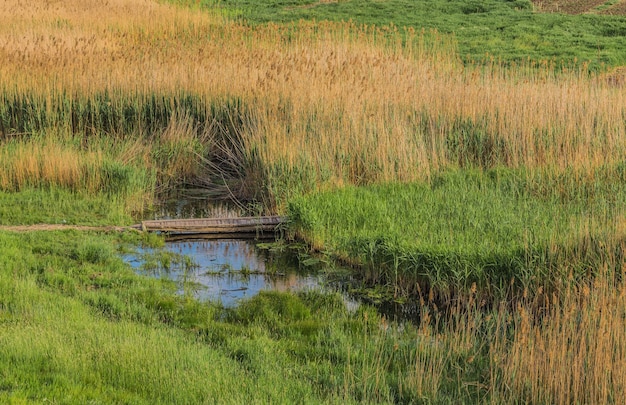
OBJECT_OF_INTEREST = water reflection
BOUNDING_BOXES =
[126,238,324,307]
[139,195,416,320]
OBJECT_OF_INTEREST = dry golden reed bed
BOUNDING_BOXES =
[424,270,626,404]
[1,0,625,190]
[333,260,626,403]
[495,273,626,404]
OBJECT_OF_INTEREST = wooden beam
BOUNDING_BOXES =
[137,216,286,235]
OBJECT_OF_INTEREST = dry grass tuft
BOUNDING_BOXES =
[0,141,102,191]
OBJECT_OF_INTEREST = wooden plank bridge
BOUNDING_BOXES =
[0,216,287,239]
[133,216,286,236]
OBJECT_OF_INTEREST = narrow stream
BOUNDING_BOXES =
[127,194,414,320]
[151,191,250,220]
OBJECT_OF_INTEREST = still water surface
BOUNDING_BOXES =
[125,238,333,308]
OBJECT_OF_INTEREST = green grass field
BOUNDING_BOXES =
[181,0,626,69]
[0,226,478,403]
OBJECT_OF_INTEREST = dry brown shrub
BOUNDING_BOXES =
[531,0,608,14]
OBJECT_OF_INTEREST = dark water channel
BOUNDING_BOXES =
[150,191,250,220]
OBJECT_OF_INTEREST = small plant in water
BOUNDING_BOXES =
[182,255,198,272]
[138,250,197,276]
[240,265,251,277]
[219,263,233,273]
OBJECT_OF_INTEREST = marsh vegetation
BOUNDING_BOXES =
[1,0,626,402]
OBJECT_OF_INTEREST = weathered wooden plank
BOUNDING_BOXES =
[138,216,286,235]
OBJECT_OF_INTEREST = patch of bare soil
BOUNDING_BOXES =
[600,0,626,14]
[531,0,620,14]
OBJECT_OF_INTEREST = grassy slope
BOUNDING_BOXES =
[0,231,315,403]
[191,0,626,68]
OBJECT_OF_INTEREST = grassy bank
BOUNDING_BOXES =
[289,168,626,300]
[0,189,135,226]
[0,230,334,403]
